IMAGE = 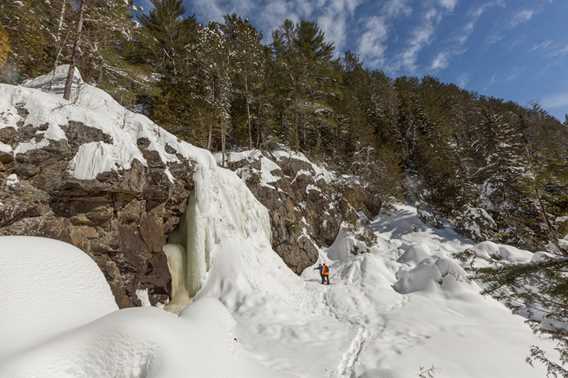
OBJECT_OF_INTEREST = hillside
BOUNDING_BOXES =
[0,70,561,377]
[1,1,567,376]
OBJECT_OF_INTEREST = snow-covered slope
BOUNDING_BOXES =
[1,64,203,181]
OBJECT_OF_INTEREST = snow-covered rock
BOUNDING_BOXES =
[220,148,377,273]
[393,255,469,294]
[466,240,534,264]
[0,66,200,306]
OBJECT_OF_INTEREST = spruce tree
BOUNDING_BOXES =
[222,15,265,149]
[0,24,9,67]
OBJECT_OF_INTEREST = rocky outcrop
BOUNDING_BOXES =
[0,67,196,307]
[221,149,377,273]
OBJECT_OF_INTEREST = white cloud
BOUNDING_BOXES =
[355,0,413,68]
[510,9,535,27]
[429,0,505,72]
[189,0,363,52]
[318,0,362,52]
[439,0,458,11]
[189,0,315,42]
[541,92,568,109]
[358,16,389,66]
[431,52,449,70]
[530,40,553,52]
[383,0,412,18]
[398,8,441,72]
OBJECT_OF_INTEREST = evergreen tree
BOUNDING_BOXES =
[222,14,265,149]
[138,0,188,80]
[271,20,340,156]
[0,0,59,78]
[0,24,9,67]
[477,258,568,377]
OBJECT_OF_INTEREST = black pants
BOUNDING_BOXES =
[321,274,330,285]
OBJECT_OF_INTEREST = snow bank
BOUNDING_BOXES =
[22,64,83,99]
[0,237,286,378]
[327,223,371,261]
[393,256,469,294]
[0,306,280,378]
[0,237,117,360]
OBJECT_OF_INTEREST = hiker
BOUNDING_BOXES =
[315,262,330,285]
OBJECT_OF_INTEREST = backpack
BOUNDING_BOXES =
[322,264,329,275]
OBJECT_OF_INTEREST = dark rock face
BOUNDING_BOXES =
[0,113,194,307]
[223,151,377,274]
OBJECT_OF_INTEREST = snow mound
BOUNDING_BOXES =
[468,240,534,264]
[0,236,117,360]
[0,306,279,378]
[0,238,284,378]
[393,256,469,294]
[22,64,83,99]
[397,243,431,264]
[327,223,371,261]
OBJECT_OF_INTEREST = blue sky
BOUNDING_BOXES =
[137,0,568,121]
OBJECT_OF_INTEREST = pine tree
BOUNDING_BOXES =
[222,14,265,149]
[200,22,232,165]
[272,20,339,155]
[0,0,58,78]
[0,24,10,67]
[476,257,568,377]
[138,0,188,81]
[64,0,87,100]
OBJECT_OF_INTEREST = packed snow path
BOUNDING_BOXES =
[234,204,553,378]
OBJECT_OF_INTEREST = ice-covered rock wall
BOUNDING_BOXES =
[0,66,202,306]
[163,149,302,311]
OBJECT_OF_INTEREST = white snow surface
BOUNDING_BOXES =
[5,173,18,190]
[467,240,534,264]
[0,65,207,181]
[0,237,118,361]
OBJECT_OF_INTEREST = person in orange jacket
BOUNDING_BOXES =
[315,262,330,285]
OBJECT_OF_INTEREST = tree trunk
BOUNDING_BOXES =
[245,74,253,149]
[256,103,263,148]
[63,0,87,101]
[50,0,67,90]
[207,113,213,150]
[221,116,226,167]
